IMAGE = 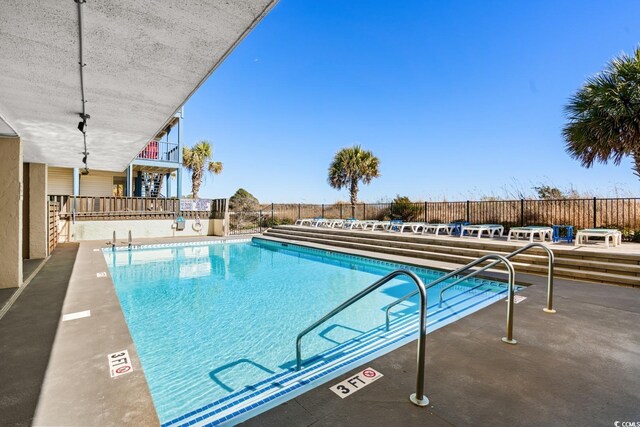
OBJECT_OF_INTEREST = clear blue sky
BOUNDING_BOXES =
[180,0,640,203]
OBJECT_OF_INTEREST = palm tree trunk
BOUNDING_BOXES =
[192,169,202,198]
[349,181,358,218]
[634,151,640,179]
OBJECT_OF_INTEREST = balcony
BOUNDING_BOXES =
[136,140,179,163]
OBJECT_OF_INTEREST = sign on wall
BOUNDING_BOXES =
[180,199,212,211]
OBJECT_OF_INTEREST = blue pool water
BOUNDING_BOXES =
[104,238,515,425]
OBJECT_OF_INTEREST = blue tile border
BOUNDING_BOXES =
[252,237,507,290]
[101,238,251,253]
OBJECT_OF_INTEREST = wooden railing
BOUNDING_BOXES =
[49,195,227,221]
[48,201,59,253]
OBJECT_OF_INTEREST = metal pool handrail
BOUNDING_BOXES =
[384,242,555,333]
[438,243,555,313]
[384,254,517,334]
[295,269,430,407]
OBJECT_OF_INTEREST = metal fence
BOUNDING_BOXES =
[48,195,639,238]
[136,140,180,163]
[227,198,640,237]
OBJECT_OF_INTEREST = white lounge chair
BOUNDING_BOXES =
[507,226,553,243]
[460,224,504,239]
[313,218,342,228]
[310,218,328,227]
[385,220,427,233]
[361,221,388,231]
[422,223,453,236]
[327,219,345,228]
[295,218,317,226]
[341,219,361,229]
[575,228,622,248]
[410,223,429,233]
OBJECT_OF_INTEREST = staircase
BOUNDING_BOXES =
[261,225,640,287]
[141,172,164,198]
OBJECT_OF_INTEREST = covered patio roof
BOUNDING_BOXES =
[0,0,277,171]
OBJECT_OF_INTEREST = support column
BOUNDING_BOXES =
[166,172,172,198]
[73,167,80,195]
[176,168,182,198]
[0,137,23,288]
[177,106,183,199]
[134,171,142,197]
[125,165,133,197]
[28,163,48,259]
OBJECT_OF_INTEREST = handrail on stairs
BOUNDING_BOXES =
[295,269,430,407]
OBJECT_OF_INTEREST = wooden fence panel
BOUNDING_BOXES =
[48,202,59,254]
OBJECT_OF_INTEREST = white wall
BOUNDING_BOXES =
[48,166,73,195]
[67,218,225,241]
[29,163,48,258]
[0,136,23,288]
[80,170,125,197]
[48,167,128,196]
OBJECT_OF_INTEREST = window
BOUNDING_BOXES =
[113,176,126,196]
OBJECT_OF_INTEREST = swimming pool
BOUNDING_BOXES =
[104,238,516,426]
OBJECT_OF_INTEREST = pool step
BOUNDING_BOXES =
[163,284,507,427]
[262,226,640,287]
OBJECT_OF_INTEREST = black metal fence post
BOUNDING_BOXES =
[424,202,427,223]
[593,197,597,228]
[520,199,525,226]
[271,203,274,224]
[321,204,325,218]
[363,203,366,220]
[259,209,262,233]
[340,204,343,219]
[298,203,301,220]
[466,200,470,223]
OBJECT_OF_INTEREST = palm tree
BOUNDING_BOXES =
[182,140,223,199]
[563,47,640,178]
[328,145,380,217]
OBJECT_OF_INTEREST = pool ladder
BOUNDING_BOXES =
[110,230,136,251]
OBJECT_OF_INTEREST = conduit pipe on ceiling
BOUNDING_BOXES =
[75,0,90,173]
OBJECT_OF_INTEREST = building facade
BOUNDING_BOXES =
[47,108,184,199]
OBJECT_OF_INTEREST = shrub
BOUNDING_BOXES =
[622,229,640,242]
[389,196,422,221]
[260,217,293,228]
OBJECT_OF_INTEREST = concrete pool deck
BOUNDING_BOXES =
[244,272,640,426]
[0,235,638,426]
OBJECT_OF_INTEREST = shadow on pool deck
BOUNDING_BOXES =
[0,259,46,308]
[0,244,78,426]
[243,274,640,427]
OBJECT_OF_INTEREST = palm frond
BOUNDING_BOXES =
[182,139,223,197]
[327,145,381,205]
[563,47,640,176]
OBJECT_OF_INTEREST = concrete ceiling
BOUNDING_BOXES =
[0,0,277,171]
